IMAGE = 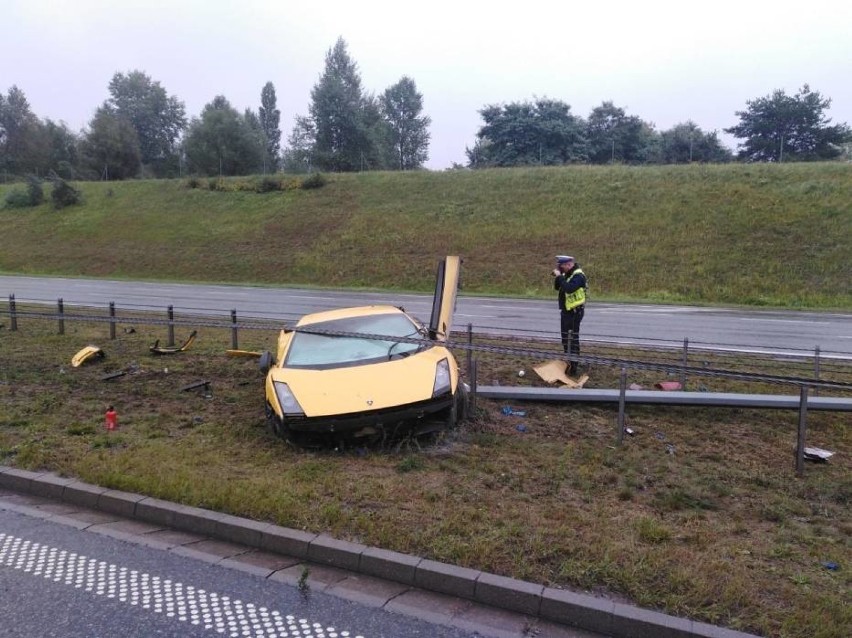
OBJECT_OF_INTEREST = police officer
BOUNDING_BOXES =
[552,255,587,376]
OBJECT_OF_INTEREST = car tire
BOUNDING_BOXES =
[258,351,274,374]
[446,385,468,429]
[265,402,284,438]
[457,383,469,422]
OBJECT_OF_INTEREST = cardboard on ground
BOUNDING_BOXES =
[533,360,589,388]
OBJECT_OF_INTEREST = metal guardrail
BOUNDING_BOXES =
[478,386,852,411]
[4,294,850,476]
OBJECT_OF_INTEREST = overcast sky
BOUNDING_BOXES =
[2,0,850,169]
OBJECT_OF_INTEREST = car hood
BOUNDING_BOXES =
[267,347,454,417]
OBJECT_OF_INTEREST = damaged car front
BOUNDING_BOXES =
[261,256,466,444]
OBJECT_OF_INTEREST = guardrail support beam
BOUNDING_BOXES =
[795,386,809,477]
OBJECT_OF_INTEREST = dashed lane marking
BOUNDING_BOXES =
[0,532,364,638]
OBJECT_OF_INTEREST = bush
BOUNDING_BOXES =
[3,176,44,209]
[301,172,327,189]
[185,177,203,189]
[27,176,44,205]
[51,178,82,209]
[255,175,281,193]
[3,188,31,209]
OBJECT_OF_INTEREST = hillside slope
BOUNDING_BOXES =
[1,163,850,308]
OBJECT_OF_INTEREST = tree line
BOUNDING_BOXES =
[1,37,849,181]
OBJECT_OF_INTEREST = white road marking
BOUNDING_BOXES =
[0,532,363,638]
[738,318,834,325]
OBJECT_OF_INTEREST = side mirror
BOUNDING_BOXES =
[258,350,275,375]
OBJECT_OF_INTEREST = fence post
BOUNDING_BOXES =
[813,346,820,397]
[57,298,65,335]
[9,294,17,331]
[617,367,627,445]
[109,302,116,340]
[231,309,238,350]
[466,323,473,377]
[470,359,478,415]
[167,305,175,347]
[795,386,809,477]
[681,338,689,390]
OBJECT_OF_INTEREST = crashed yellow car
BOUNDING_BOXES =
[261,257,466,444]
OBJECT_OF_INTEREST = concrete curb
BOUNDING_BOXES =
[0,466,758,638]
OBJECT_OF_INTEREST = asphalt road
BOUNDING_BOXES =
[2,275,851,358]
[0,508,475,638]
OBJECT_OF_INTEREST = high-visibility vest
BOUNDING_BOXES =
[563,268,586,311]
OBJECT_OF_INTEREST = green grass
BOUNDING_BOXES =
[1,162,850,308]
[1,315,850,638]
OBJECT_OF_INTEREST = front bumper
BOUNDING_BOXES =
[278,392,455,434]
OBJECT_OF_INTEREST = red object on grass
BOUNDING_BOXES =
[105,408,118,431]
[655,381,683,391]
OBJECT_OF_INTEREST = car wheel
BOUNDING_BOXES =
[265,402,284,438]
[446,392,463,429]
[457,383,469,422]
[258,350,274,374]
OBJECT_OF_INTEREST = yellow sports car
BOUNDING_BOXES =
[261,257,466,444]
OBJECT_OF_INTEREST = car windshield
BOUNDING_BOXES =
[285,312,426,368]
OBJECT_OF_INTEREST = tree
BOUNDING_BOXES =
[361,93,395,170]
[725,85,851,162]
[183,96,264,176]
[0,85,42,175]
[258,82,281,172]
[281,115,316,173]
[309,37,375,172]
[42,119,80,178]
[586,101,655,164]
[79,106,142,180]
[379,76,430,170]
[106,70,187,174]
[467,98,587,168]
[0,87,81,178]
[657,121,732,164]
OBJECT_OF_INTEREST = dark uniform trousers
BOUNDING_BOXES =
[560,305,584,375]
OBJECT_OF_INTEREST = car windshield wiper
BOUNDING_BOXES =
[387,331,424,360]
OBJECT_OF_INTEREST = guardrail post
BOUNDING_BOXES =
[470,359,478,415]
[681,338,689,390]
[109,302,116,340]
[231,309,238,349]
[57,298,65,335]
[466,323,473,376]
[9,294,17,331]
[813,346,820,397]
[617,367,627,445]
[167,305,175,347]
[795,386,809,477]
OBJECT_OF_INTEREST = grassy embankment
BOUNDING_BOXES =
[1,163,850,637]
[1,162,850,309]
[0,316,849,638]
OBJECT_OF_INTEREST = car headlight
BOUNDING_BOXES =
[273,382,305,416]
[432,358,452,397]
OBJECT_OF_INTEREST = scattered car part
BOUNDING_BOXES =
[803,447,834,462]
[226,349,263,358]
[150,330,197,355]
[181,380,211,392]
[532,360,589,388]
[656,381,683,391]
[71,345,105,367]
